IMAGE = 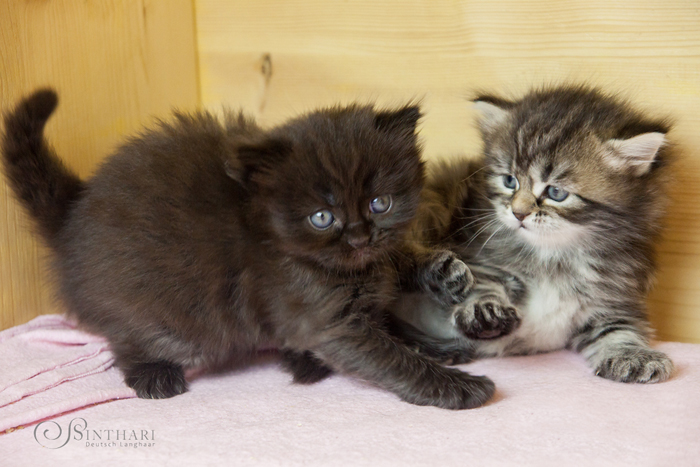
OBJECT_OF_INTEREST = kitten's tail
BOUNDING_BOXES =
[2,89,84,244]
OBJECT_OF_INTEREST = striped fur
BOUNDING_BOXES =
[394,85,674,383]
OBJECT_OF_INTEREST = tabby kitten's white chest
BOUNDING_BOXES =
[516,277,587,352]
[479,260,596,356]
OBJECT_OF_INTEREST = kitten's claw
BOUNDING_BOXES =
[594,347,673,383]
[456,296,521,340]
[424,250,473,306]
[124,361,188,399]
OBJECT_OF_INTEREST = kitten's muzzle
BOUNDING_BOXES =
[511,191,537,222]
[512,211,528,222]
[347,236,370,249]
[344,222,371,249]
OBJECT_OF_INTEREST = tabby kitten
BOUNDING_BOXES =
[2,89,493,409]
[394,85,674,383]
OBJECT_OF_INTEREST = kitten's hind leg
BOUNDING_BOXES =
[456,295,520,340]
[117,355,188,399]
[454,268,521,340]
[571,317,674,383]
[280,349,333,384]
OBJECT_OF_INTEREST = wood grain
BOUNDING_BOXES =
[196,0,700,342]
[0,0,199,330]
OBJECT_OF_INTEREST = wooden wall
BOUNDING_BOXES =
[3,1,700,343]
[0,0,199,329]
[195,0,700,343]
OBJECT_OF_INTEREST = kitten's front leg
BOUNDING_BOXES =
[397,244,474,306]
[280,349,333,384]
[570,317,674,383]
[117,357,188,399]
[385,313,477,365]
[312,312,495,410]
[423,250,474,305]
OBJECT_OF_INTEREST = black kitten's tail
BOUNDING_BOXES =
[2,89,84,244]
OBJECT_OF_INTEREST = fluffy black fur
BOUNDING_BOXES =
[2,89,494,409]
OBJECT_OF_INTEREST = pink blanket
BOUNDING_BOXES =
[0,315,135,433]
[1,314,698,465]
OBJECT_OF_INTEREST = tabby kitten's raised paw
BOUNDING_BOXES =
[455,296,521,340]
[124,361,188,399]
[424,250,473,306]
[594,347,674,384]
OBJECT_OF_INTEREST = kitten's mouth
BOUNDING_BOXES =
[350,247,372,260]
[512,220,528,231]
[344,247,376,268]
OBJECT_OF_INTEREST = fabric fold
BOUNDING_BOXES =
[0,315,136,433]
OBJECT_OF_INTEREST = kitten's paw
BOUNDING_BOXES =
[594,347,674,383]
[424,250,474,306]
[456,296,521,340]
[124,361,188,399]
[403,368,495,410]
[281,349,333,384]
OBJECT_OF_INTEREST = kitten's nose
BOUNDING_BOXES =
[347,235,370,249]
[512,211,529,222]
[511,192,536,222]
[345,222,370,249]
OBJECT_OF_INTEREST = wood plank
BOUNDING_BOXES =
[196,0,700,342]
[0,0,199,330]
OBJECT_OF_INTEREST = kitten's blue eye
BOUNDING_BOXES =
[503,175,518,190]
[309,210,335,230]
[369,195,392,214]
[547,186,569,202]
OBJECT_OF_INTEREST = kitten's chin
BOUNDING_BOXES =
[344,247,379,269]
[515,224,583,249]
[311,247,382,272]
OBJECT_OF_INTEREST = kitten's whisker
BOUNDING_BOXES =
[445,214,498,241]
[451,209,497,220]
[464,219,501,248]
[630,159,656,164]
[458,165,489,183]
[455,213,498,229]
[476,226,504,257]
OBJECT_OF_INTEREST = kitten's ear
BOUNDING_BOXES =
[472,98,512,135]
[604,132,667,176]
[226,138,292,186]
[374,105,422,136]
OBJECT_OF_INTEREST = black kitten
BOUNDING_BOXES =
[2,89,493,409]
